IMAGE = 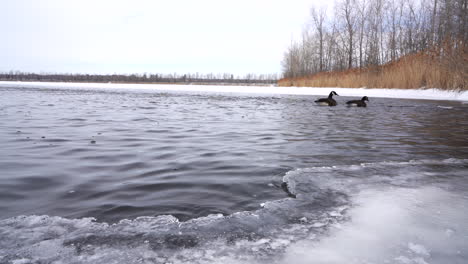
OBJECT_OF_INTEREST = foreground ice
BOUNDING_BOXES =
[283,187,468,264]
[1,81,467,101]
[1,159,467,264]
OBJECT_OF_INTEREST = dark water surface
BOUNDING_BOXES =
[1,85,468,264]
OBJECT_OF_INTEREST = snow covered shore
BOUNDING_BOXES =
[1,81,467,101]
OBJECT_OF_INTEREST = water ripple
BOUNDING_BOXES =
[0,86,467,224]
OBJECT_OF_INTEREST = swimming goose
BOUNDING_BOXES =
[315,91,339,106]
[346,96,369,107]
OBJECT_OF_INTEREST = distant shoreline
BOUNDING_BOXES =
[1,81,467,102]
[0,80,276,87]
[0,79,277,86]
[0,72,277,86]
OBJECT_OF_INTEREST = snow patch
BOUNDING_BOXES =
[1,81,467,101]
[408,242,430,257]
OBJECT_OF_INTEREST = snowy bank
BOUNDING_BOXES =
[1,81,467,101]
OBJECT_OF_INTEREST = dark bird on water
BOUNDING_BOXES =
[346,96,369,107]
[315,91,339,106]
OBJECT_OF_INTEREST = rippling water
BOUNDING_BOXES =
[1,84,467,264]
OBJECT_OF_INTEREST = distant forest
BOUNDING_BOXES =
[0,72,278,85]
[282,0,467,79]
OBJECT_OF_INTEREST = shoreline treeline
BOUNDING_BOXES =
[0,72,278,86]
[280,0,467,90]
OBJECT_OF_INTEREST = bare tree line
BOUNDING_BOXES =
[282,0,467,78]
[0,71,279,85]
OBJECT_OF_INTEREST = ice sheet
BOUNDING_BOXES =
[1,81,467,101]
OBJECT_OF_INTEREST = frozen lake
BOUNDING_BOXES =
[1,83,467,264]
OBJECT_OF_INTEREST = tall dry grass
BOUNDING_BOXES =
[278,49,467,91]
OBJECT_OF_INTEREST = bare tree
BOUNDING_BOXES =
[310,6,328,72]
[281,0,466,81]
[338,0,357,69]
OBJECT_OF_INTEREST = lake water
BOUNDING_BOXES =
[1,84,467,264]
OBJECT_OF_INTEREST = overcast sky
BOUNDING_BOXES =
[1,0,325,75]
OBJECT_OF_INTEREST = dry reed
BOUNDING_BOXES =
[278,49,467,91]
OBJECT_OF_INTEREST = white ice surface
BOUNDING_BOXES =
[282,187,468,264]
[1,159,467,264]
[1,81,467,101]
